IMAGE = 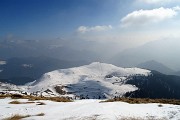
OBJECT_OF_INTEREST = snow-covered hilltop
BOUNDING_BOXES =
[0,82,22,94]
[28,62,151,99]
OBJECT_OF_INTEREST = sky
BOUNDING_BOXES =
[1,0,180,50]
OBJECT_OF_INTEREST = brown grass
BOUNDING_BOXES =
[3,113,45,120]
[104,97,180,105]
[9,100,21,104]
[0,94,23,99]
[28,96,72,102]
[9,100,35,104]
[3,114,30,120]
[35,113,45,116]
[0,94,72,102]
[0,95,7,99]
[11,94,24,99]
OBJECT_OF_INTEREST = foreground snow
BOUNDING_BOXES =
[0,98,180,120]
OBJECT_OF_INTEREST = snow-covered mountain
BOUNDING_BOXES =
[1,62,180,99]
[28,62,150,99]
[0,82,22,94]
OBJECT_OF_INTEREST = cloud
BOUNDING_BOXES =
[137,0,172,4]
[173,6,180,11]
[121,7,179,27]
[77,25,112,33]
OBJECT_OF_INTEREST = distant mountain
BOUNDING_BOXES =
[174,71,180,77]
[0,39,99,62]
[0,82,21,92]
[137,60,175,75]
[110,38,180,71]
[23,63,180,99]
[0,57,88,85]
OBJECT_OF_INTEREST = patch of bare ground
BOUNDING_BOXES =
[9,100,35,104]
[3,113,45,120]
[0,94,72,102]
[35,113,45,116]
[3,114,31,120]
[104,97,180,105]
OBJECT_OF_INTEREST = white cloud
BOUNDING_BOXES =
[77,25,112,33]
[121,7,178,27]
[173,6,180,11]
[137,0,172,4]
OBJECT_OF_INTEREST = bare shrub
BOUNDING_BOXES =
[3,114,30,120]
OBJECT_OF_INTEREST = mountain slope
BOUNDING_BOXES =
[125,71,180,99]
[137,60,175,75]
[29,62,150,99]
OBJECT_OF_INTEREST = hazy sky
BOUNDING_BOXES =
[1,0,180,50]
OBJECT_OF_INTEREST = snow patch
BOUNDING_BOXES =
[0,61,6,65]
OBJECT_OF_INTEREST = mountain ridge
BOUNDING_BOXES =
[1,62,180,99]
[137,60,175,75]
[110,38,180,71]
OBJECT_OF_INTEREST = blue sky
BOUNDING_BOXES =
[1,0,180,49]
[0,0,130,39]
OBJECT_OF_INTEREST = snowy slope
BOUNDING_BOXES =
[0,82,22,94]
[0,98,180,120]
[28,62,150,98]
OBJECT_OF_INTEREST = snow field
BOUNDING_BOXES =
[0,98,180,120]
